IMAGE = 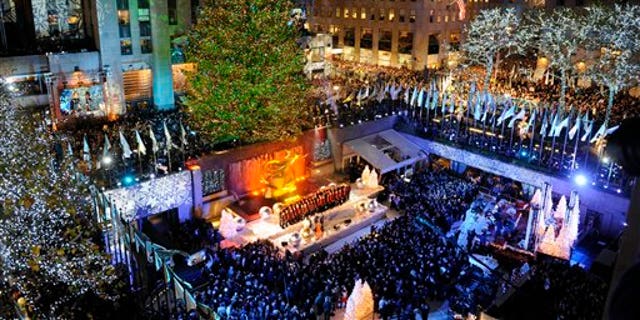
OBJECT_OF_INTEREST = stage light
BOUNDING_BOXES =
[102,155,112,165]
[122,175,135,186]
[574,174,588,186]
[617,189,622,194]
[520,150,528,157]
[602,156,610,164]
[150,173,156,179]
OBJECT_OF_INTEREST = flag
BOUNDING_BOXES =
[149,126,159,153]
[343,91,354,103]
[590,123,606,143]
[605,125,619,136]
[540,112,548,136]
[103,133,112,158]
[581,121,593,142]
[431,91,439,110]
[547,112,558,137]
[449,97,455,114]
[441,92,448,114]
[119,130,132,159]
[528,109,536,127]
[508,108,526,128]
[67,141,73,157]
[497,105,515,126]
[83,135,91,163]
[473,99,482,121]
[410,87,418,106]
[164,121,176,152]
[135,130,147,155]
[417,88,425,107]
[404,86,410,104]
[180,122,188,146]
[480,104,488,123]
[568,113,581,140]
[553,115,570,137]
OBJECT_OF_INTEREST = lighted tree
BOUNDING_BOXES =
[461,8,526,92]
[0,84,119,317]
[584,4,640,125]
[184,0,311,145]
[523,7,588,109]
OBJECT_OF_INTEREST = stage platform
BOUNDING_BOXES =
[227,179,325,222]
[223,185,387,256]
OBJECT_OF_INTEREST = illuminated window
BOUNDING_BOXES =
[388,9,395,21]
[361,8,367,19]
[379,8,385,21]
[437,16,441,23]
[336,7,340,18]
[352,7,357,19]
[344,8,349,18]
[445,15,449,22]
[410,10,416,23]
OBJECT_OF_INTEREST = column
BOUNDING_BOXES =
[94,0,125,115]
[150,0,175,110]
[354,26,361,62]
[372,27,379,65]
[391,29,399,67]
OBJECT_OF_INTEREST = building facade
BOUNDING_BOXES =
[306,0,499,70]
[0,0,197,122]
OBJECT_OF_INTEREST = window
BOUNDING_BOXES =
[379,30,392,51]
[399,9,406,23]
[117,0,131,55]
[410,10,416,23]
[138,0,152,53]
[361,28,373,49]
[379,8,385,21]
[361,8,366,19]
[370,9,376,20]
[168,0,177,25]
[336,7,340,18]
[344,8,349,18]
[437,16,441,23]
[344,27,356,46]
[352,7,357,19]
[429,10,434,23]
[330,25,341,48]
[428,34,439,54]
[445,15,449,23]
[388,9,395,22]
[399,32,413,54]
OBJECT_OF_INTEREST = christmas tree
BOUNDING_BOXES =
[184,0,311,146]
[0,83,119,317]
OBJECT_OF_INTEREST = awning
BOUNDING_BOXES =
[343,130,427,174]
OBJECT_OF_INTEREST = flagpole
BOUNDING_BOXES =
[529,108,537,156]
[560,112,571,167]
[571,125,580,171]
[539,109,546,165]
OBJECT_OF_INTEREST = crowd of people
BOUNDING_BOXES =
[279,184,351,228]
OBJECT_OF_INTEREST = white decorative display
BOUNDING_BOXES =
[105,171,192,221]
[219,209,238,239]
[344,280,374,320]
[259,206,272,220]
[536,188,581,260]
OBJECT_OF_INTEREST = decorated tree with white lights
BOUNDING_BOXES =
[0,83,120,317]
[523,8,588,109]
[461,8,526,92]
[585,4,640,125]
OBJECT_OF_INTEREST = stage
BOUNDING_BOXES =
[223,184,388,255]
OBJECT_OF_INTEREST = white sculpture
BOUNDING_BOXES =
[219,209,238,239]
[361,165,371,185]
[259,206,272,220]
[367,169,379,188]
[344,280,374,320]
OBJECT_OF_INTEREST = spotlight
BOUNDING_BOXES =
[574,174,588,186]
[150,173,156,179]
[122,175,135,186]
[102,155,112,165]
[617,189,622,194]
[602,156,610,164]
[520,150,528,157]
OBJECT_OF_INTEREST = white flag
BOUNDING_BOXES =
[590,123,607,143]
[149,126,159,153]
[497,105,515,126]
[180,123,188,146]
[404,86,410,105]
[103,133,112,158]
[553,116,570,137]
[83,135,91,162]
[164,121,176,152]
[417,88,425,107]
[135,130,147,155]
[119,130,133,159]
[528,109,536,127]
[580,121,593,142]
[547,113,559,137]
[568,113,581,140]
[410,87,418,106]
[508,108,526,128]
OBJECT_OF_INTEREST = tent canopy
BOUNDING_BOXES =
[343,130,427,174]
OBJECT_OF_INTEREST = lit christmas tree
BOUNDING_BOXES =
[184,0,311,145]
[0,83,118,317]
